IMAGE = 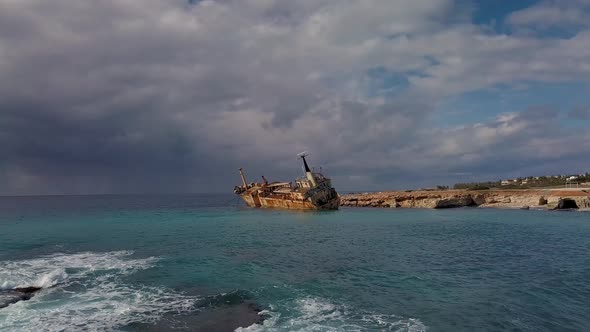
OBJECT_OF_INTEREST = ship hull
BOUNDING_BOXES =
[239,192,340,210]
[235,157,339,211]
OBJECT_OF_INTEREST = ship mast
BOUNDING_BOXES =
[298,152,317,187]
[238,168,248,188]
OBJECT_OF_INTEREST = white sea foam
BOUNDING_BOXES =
[0,250,157,290]
[235,296,427,332]
[33,268,68,288]
[0,251,199,331]
[0,280,16,290]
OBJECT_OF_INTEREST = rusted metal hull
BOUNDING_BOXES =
[239,191,340,210]
[235,155,339,211]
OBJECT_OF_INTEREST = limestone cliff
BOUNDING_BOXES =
[340,189,590,210]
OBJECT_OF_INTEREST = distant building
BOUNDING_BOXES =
[566,177,579,188]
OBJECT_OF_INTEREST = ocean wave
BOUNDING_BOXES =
[0,250,157,290]
[0,251,199,331]
[236,296,426,332]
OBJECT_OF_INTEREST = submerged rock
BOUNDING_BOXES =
[14,287,42,293]
[127,290,266,332]
[0,287,42,309]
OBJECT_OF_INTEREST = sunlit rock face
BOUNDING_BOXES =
[340,190,590,211]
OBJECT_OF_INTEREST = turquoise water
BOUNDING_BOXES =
[1,194,589,331]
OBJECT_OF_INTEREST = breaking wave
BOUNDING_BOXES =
[1,253,426,331]
[236,296,426,332]
[0,250,156,290]
[0,251,198,331]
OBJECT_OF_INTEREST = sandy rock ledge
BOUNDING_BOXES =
[340,189,590,211]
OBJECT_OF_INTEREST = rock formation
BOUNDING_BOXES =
[553,198,579,210]
[0,287,42,309]
[340,189,590,211]
[128,289,267,332]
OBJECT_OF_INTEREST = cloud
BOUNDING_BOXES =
[0,0,589,194]
[569,105,590,120]
[507,0,590,31]
[353,106,589,176]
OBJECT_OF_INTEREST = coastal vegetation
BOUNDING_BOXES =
[453,173,590,190]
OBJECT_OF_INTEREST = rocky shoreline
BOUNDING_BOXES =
[339,189,590,210]
[1,286,266,331]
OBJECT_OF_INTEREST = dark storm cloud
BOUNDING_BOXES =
[0,0,589,195]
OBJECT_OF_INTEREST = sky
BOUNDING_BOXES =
[1,0,590,195]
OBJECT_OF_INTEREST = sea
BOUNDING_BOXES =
[0,194,589,332]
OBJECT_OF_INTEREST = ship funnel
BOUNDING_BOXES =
[298,152,317,187]
[239,168,248,188]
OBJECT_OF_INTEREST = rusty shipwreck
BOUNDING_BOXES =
[234,153,340,210]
